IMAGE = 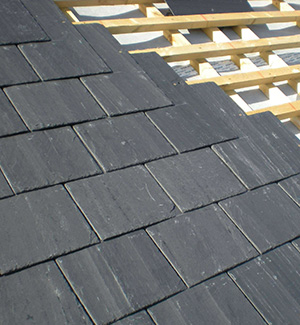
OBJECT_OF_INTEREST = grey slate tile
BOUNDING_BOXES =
[0,0,48,45]
[229,244,300,324]
[82,71,172,117]
[66,166,178,240]
[0,186,98,275]
[0,46,39,87]
[293,237,300,252]
[0,171,12,199]
[19,37,110,81]
[5,79,105,131]
[113,311,154,325]
[147,104,237,153]
[74,114,175,172]
[0,262,91,324]
[147,204,257,286]
[146,149,245,212]
[220,184,300,253]
[148,274,264,325]
[279,174,300,206]
[0,89,27,137]
[0,127,100,193]
[57,231,185,324]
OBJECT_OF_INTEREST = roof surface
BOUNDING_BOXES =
[1,0,300,324]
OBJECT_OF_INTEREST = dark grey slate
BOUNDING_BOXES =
[74,114,175,172]
[166,0,252,15]
[229,244,300,324]
[146,104,237,153]
[0,186,98,275]
[113,311,154,325]
[279,174,300,206]
[220,184,300,253]
[147,204,257,286]
[146,149,245,212]
[66,166,178,240]
[0,89,27,137]
[293,237,300,252]
[57,231,185,324]
[0,46,39,87]
[148,274,264,325]
[0,0,48,45]
[5,79,105,131]
[81,71,172,116]
[0,127,100,193]
[0,262,91,324]
[19,37,110,81]
[0,171,12,199]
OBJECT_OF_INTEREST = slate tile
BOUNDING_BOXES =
[0,262,91,324]
[147,204,257,286]
[147,104,237,153]
[0,46,39,87]
[146,149,245,212]
[292,237,300,252]
[5,79,105,131]
[279,174,300,206]
[220,184,300,253]
[66,166,178,240]
[0,0,48,45]
[0,171,12,199]
[148,274,264,325]
[82,72,172,116]
[0,90,26,137]
[0,186,98,275]
[74,114,175,172]
[57,231,185,324]
[0,127,100,193]
[19,37,110,81]
[113,311,154,325]
[229,244,300,324]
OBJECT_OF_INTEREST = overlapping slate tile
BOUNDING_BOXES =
[147,104,237,153]
[74,114,175,172]
[0,171,12,199]
[0,0,48,45]
[229,244,300,324]
[279,174,300,206]
[57,231,185,324]
[147,204,257,286]
[82,72,172,116]
[293,237,300,252]
[113,311,154,325]
[0,46,39,87]
[146,149,245,212]
[66,166,178,240]
[0,90,26,137]
[5,79,105,131]
[0,262,91,324]
[148,274,264,325]
[0,186,98,274]
[0,127,100,193]
[220,184,300,253]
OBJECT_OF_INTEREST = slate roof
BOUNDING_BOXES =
[1,0,300,324]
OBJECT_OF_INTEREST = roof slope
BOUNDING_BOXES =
[1,0,300,324]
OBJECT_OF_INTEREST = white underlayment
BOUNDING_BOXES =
[73,1,300,139]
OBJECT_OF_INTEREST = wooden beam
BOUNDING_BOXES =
[74,11,300,33]
[54,0,163,7]
[247,101,300,119]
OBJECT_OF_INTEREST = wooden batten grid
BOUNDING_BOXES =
[55,0,300,128]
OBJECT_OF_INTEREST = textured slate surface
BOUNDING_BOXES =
[20,37,110,81]
[66,166,178,240]
[146,149,245,212]
[0,186,98,275]
[166,0,253,15]
[57,231,185,324]
[0,127,100,193]
[0,262,91,324]
[0,46,39,87]
[0,90,26,137]
[229,244,300,324]
[147,204,257,286]
[113,311,154,325]
[5,79,105,131]
[82,71,172,116]
[293,238,300,252]
[220,184,300,253]
[0,171,12,199]
[147,104,237,153]
[0,0,48,45]
[149,274,264,325]
[74,114,175,172]
[279,174,300,206]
